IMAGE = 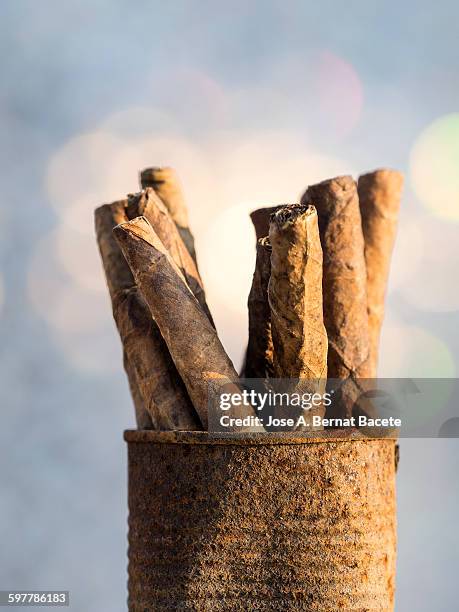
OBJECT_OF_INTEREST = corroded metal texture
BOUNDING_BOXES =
[126,430,396,611]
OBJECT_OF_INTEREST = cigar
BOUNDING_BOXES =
[95,200,150,428]
[302,177,370,417]
[244,237,274,379]
[126,188,213,325]
[250,206,281,241]
[123,349,152,430]
[139,167,197,264]
[269,205,328,411]
[113,216,250,429]
[95,201,200,431]
[358,169,403,377]
[239,205,280,376]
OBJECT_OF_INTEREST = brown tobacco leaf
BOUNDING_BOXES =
[268,205,327,430]
[302,176,370,380]
[126,188,213,326]
[240,204,295,377]
[139,166,197,265]
[269,204,328,385]
[114,216,251,429]
[95,201,200,431]
[358,169,403,377]
[302,177,370,418]
[245,237,274,379]
[95,200,151,428]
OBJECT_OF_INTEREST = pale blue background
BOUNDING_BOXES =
[1,2,458,610]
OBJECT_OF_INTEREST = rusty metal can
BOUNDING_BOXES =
[125,430,396,611]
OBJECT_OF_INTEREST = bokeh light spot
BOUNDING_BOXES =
[387,214,424,294]
[313,51,364,139]
[200,201,257,319]
[410,113,459,221]
[27,230,119,375]
[46,127,215,243]
[394,216,459,312]
[55,225,106,294]
[379,321,455,378]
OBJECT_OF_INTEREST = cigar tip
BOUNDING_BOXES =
[95,199,127,216]
[113,215,168,260]
[301,175,357,208]
[250,205,279,220]
[127,188,152,206]
[127,188,168,219]
[270,203,316,228]
[113,215,151,237]
[313,174,355,191]
[94,200,129,235]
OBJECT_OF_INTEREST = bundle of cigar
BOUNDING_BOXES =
[95,166,403,430]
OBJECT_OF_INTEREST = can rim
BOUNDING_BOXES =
[124,428,396,445]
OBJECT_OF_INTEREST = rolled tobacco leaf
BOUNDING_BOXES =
[123,350,151,429]
[114,216,251,429]
[126,188,213,325]
[245,237,274,379]
[239,204,280,376]
[95,201,200,431]
[302,176,370,418]
[140,166,197,264]
[95,200,151,429]
[358,169,404,377]
[269,205,328,399]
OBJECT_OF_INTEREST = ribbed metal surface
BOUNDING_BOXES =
[126,431,396,611]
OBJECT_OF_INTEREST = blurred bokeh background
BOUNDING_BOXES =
[1,1,458,610]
